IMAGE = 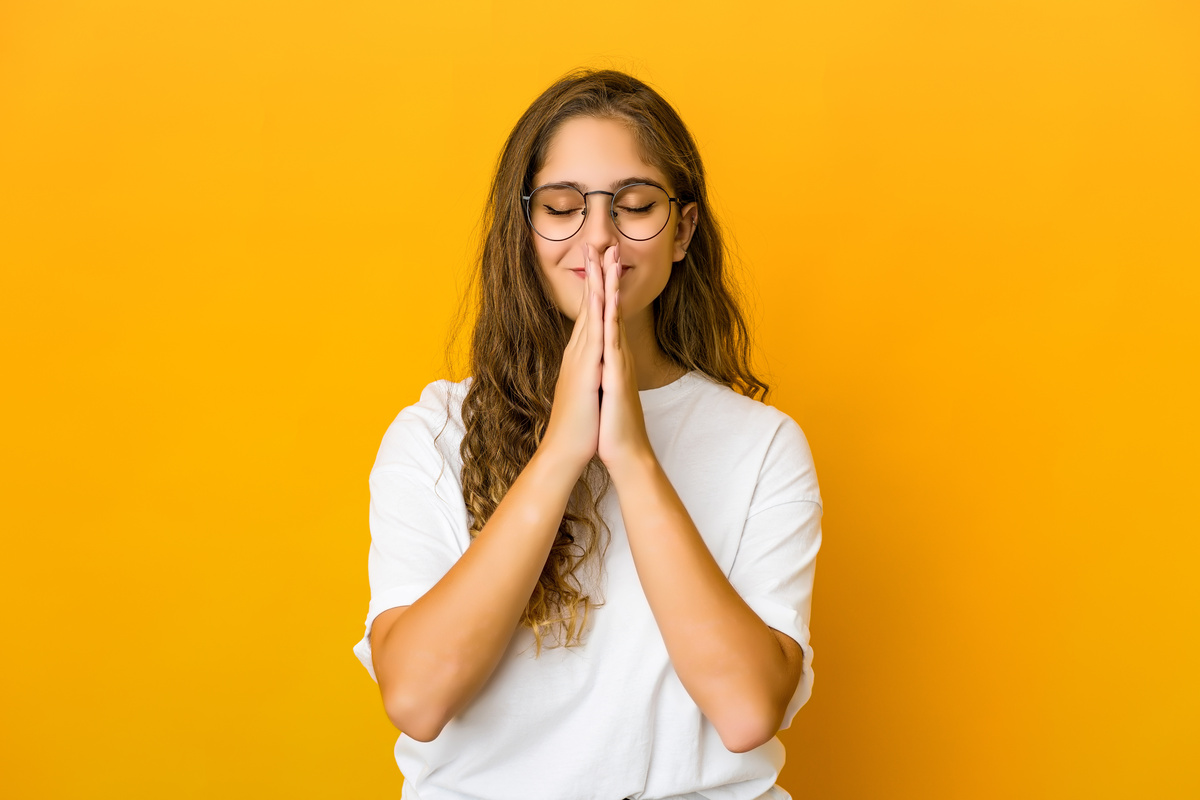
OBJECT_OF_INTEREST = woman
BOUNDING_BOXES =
[353,69,823,800]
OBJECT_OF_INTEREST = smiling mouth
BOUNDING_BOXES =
[571,267,631,278]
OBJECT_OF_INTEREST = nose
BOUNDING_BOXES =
[578,193,620,253]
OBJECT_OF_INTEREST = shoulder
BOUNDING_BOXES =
[373,377,473,474]
[687,372,809,440]
[687,373,821,506]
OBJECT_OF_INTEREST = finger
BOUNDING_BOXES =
[582,243,592,344]
[589,243,605,311]
[604,246,619,354]
[577,245,589,318]
[569,264,588,348]
[568,264,594,351]
[615,289,624,352]
[586,243,605,359]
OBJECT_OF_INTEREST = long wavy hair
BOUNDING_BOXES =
[445,68,768,654]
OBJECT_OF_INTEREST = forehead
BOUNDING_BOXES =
[534,116,668,190]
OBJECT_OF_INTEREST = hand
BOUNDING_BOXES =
[540,243,605,473]
[596,243,653,471]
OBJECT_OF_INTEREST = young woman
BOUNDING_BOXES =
[353,69,823,800]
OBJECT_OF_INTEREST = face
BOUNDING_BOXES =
[529,116,697,324]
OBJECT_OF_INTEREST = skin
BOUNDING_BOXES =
[369,115,804,753]
[531,115,696,395]
[538,117,806,751]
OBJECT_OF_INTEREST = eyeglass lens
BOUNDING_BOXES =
[527,184,671,241]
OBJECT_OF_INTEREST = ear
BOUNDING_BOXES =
[671,201,699,263]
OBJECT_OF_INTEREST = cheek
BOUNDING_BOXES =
[534,242,579,313]
[622,237,673,266]
[534,238,575,274]
[623,241,673,283]
[611,243,670,314]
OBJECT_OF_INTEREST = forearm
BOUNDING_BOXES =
[376,444,582,739]
[610,452,792,751]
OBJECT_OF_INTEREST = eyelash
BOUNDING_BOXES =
[542,203,655,216]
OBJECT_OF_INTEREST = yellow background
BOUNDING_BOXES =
[2,1,1197,797]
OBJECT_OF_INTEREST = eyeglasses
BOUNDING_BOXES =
[521,182,682,242]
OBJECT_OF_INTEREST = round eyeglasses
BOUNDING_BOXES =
[521,182,682,242]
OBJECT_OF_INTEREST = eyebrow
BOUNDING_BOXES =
[550,176,669,193]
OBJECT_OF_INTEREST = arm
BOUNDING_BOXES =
[370,250,607,741]
[609,453,805,753]
[594,244,804,753]
[370,443,581,741]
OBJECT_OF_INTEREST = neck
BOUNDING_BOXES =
[623,305,687,390]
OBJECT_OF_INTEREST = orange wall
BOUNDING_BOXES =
[2,1,1197,797]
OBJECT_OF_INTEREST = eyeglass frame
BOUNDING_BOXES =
[520,182,685,242]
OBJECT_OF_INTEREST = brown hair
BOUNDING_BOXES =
[446,68,768,653]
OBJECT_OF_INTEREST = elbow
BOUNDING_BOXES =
[377,649,476,742]
[382,688,452,742]
[713,701,784,754]
[718,721,778,754]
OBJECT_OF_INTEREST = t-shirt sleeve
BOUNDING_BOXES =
[727,415,823,730]
[351,389,470,684]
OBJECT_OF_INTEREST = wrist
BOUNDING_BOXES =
[604,445,659,487]
[532,438,591,485]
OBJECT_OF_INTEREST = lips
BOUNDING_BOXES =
[571,267,631,278]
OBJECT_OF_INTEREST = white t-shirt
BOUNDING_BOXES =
[353,370,823,800]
